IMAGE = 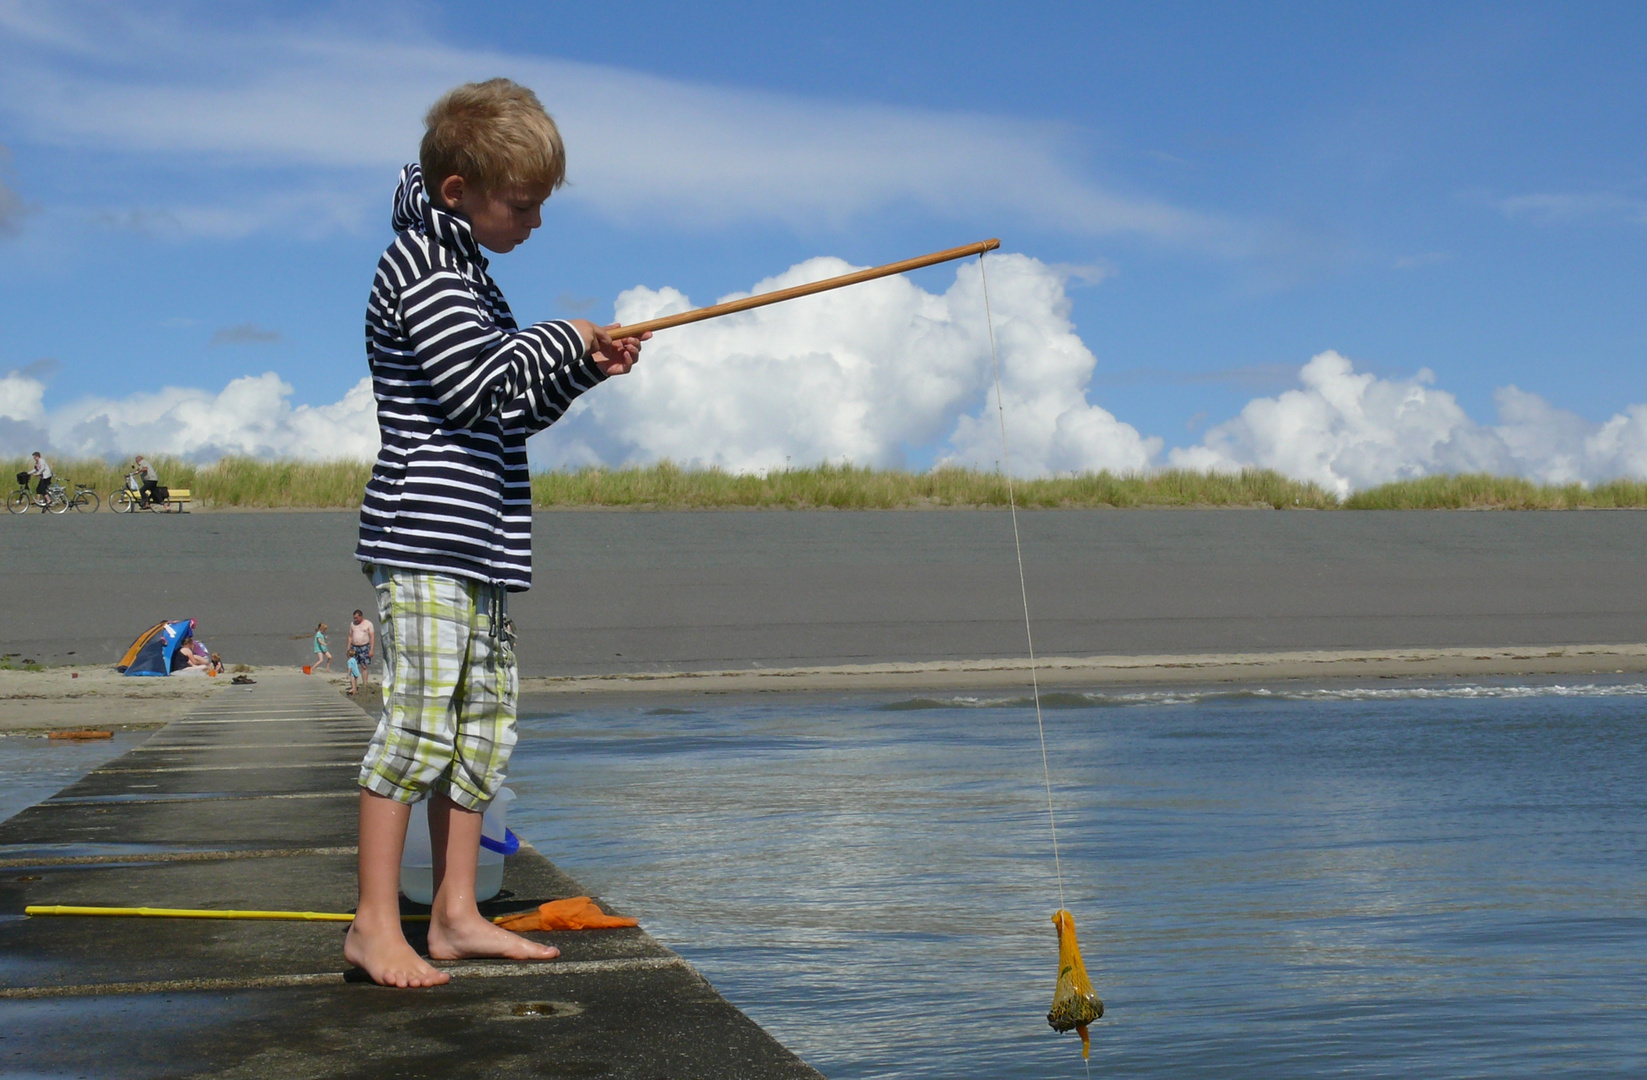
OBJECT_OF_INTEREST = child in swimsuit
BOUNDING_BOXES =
[313,623,332,673]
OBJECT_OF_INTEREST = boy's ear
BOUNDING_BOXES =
[437,173,467,211]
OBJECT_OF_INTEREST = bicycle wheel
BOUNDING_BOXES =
[47,491,69,514]
[6,490,29,514]
[111,489,136,514]
[74,490,100,513]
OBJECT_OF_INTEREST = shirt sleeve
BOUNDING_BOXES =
[397,269,608,432]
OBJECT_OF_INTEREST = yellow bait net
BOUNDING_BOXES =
[1047,908,1103,1058]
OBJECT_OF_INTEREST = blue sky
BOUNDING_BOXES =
[1,1,1644,488]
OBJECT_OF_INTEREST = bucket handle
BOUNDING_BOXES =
[479,828,520,856]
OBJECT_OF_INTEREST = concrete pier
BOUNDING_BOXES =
[0,672,822,1079]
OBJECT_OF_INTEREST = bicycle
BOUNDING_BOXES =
[112,471,176,513]
[67,481,100,513]
[8,474,69,514]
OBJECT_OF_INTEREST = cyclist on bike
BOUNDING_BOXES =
[133,454,160,508]
[27,452,52,508]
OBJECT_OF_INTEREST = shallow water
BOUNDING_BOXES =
[507,681,1647,1079]
[0,732,148,824]
[1,687,1641,1077]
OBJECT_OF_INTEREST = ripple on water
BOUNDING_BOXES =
[503,682,1647,1079]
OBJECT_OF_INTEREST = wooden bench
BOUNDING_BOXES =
[163,488,192,513]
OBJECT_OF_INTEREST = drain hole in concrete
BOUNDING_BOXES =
[509,1000,581,1019]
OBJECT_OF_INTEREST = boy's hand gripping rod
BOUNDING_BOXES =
[607,238,1000,338]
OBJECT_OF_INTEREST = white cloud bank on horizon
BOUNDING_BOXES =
[1169,351,1647,494]
[4,254,1647,493]
[0,3,1246,252]
[0,369,378,461]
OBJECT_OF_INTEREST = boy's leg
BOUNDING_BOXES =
[425,590,556,963]
[343,791,449,987]
[346,567,468,987]
[425,793,558,962]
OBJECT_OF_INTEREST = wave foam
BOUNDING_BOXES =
[878,682,1647,711]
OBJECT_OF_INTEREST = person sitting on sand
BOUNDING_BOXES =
[344,78,643,989]
[313,622,332,673]
[173,637,211,674]
[208,653,225,676]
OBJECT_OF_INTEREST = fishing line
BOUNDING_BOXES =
[980,253,1092,1077]
[978,253,1065,912]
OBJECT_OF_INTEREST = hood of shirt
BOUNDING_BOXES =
[391,163,486,267]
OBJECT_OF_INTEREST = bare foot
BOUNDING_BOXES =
[426,907,561,963]
[344,913,451,988]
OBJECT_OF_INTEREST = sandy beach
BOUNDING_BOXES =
[7,509,1647,678]
[0,667,233,732]
[519,641,1647,696]
[0,666,365,733]
[5,509,1647,724]
[7,637,1644,733]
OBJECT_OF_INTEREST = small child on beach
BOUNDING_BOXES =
[344,78,645,989]
[312,623,332,673]
[346,652,362,695]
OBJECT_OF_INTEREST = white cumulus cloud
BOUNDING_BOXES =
[9,268,1647,497]
[0,370,378,460]
[531,253,1157,477]
[4,253,1151,475]
[1170,351,1647,494]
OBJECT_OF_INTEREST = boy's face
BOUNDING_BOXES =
[439,175,550,254]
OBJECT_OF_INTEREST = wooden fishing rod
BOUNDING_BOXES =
[609,238,1000,339]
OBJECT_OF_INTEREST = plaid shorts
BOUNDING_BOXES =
[357,565,518,810]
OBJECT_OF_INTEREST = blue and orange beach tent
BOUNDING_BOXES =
[116,619,196,676]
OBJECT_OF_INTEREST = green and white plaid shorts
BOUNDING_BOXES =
[357,565,518,810]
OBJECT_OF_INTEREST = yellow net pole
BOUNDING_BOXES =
[27,904,360,922]
[20,904,474,923]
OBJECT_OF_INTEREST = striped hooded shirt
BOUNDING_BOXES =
[355,164,607,590]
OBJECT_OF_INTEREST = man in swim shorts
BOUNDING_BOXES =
[347,609,375,689]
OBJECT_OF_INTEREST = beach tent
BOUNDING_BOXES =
[117,619,196,677]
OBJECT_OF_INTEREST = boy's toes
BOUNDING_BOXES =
[344,923,450,989]
[518,938,560,961]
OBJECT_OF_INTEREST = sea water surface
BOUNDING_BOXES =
[0,732,148,825]
[504,681,1647,1079]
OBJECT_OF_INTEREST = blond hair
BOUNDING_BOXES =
[421,79,566,195]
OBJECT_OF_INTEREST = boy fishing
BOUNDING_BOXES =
[344,79,645,988]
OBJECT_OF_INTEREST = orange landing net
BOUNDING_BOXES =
[1047,908,1104,1059]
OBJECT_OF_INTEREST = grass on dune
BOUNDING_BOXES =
[531,463,1338,509]
[8,457,1647,510]
[1344,473,1647,510]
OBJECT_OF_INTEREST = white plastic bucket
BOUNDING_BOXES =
[398,787,518,905]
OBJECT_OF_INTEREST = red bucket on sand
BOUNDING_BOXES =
[302,665,312,675]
